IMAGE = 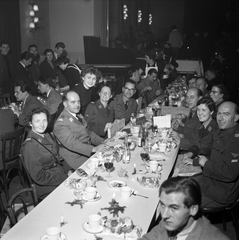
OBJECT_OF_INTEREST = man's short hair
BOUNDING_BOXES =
[196,77,208,85]
[55,42,65,49]
[38,76,55,88]
[55,55,70,65]
[0,40,10,47]
[128,68,138,78]
[148,68,158,75]
[159,177,202,208]
[124,79,136,88]
[28,44,38,51]
[15,80,31,93]
[21,51,34,61]
[62,90,78,102]
[188,87,203,98]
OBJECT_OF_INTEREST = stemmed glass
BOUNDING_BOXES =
[104,161,114,177]
[140,150,150,166]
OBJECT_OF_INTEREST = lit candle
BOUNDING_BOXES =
[112,193,115,200]
[61,215,64,223]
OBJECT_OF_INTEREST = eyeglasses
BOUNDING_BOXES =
[210,91,220,94]
[124,87,135,92]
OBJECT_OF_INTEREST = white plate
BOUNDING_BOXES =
[40,232,67,240]
[82,221,104,234]
[137,174,160,188]
[108,180,127,189]
[74,191,102,202]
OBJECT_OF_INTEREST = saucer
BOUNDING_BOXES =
[82,221,104,234]
[74,191,102,202]
[108,180,127,189]
[40,232,67,240]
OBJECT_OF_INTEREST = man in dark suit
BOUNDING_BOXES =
[13,51,37,95]
[11,80,43,126]
[0,40,15,96]
[0,108,15,170]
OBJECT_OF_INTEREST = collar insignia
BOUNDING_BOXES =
[69,117,73,122]
[231,153,239,158]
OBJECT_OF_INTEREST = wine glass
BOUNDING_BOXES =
[104,161,114,177]
[140,150,150,166]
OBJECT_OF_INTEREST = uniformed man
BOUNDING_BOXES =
[110,79,138,124]
[53,91,107,169]
[193,101,239,207]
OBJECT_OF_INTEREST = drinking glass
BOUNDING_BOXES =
[104,162,114,177]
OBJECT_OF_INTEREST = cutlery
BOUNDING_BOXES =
[131,190,149,199]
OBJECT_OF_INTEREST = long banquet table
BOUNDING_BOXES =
[2,108,187,240]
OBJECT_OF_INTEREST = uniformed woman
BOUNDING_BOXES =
[84,83,114,138]
[21,107,73,198]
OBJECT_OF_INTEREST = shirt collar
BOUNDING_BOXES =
[46,88,52,97]
[65,108,77,119]
[202,117,212,129]
[177,220,197,237]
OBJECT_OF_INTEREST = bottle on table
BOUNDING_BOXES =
[123,138,131,164]
[130,113,136,126]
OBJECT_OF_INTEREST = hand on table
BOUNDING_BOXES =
[142,86,152,93]
[156,89,163,96]
[170,130,181,143]
[9,103,21,117]
[104,122,112,132]
[182,152,193,165]
[92,144,109,153]
[198,155,208,167]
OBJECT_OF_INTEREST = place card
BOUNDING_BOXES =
[153,115,171,128]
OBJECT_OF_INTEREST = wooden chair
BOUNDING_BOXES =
[0,128,26,201]
[201,198,239,239]
[6,185,38,226]
[0,93,11,107]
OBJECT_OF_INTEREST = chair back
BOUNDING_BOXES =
[1,128,25,169]
[6,185,38,226]
[19,154,34,187]
[0,93,11,107]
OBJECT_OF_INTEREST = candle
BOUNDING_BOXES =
[61,215,64,223]
[112,193,116,200]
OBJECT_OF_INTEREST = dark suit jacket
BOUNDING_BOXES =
[45,88,62,115]
[0,109,15,170]
[64,64,81,89]
[19,94,43,126]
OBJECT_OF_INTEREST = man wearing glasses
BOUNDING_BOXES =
[110,80,137,123]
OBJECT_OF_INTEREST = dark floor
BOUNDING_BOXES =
[1,175,238,240]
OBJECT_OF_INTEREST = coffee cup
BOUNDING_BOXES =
[149,160,158,172]
[88,214,101,230]
[159,142,167,152]
[85,187,97,200]
[91,158,99,169]
[132,126,140,135]
[161,130,168,138]
[121,186,132,199]
[45,227,60,240]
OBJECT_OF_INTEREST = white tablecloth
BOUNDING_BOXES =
[176,60,204,76]
[2,131,179,240]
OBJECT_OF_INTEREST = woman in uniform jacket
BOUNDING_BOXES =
[21,107,73,198]
[182,97,219,165]
[84,82,114,138]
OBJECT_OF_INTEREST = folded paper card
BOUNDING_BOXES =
[153,115,171,128]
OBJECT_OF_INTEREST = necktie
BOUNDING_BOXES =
[188,110,193,119]
[199,125,206,139]
[125,101,128,110]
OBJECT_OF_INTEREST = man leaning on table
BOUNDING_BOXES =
[190,101,239,208]
[139,177,229,240]
[53,91,107,169]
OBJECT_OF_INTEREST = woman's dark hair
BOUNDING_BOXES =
[212,84,229,101]
[160,177,201,208]
[197,97,216,119]
[82,65,102,82]
[55,55,70,65]
[27,107,50,124]
[44,48,54,56]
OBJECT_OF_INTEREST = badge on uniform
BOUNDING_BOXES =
[58,118,63,121]
[231,152,239,158]
[208,126,212,132]
[99,105,102,109]
[37,138,42,143]
[69,117,73,122]
[231,159,238,163]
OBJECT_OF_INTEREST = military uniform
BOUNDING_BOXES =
[195,123,239,206]
[110,93,137,124]
[21,130,71,198]
[85,99,114,137]
[53,108,104,169]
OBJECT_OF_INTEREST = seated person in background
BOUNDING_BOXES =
[73,66,101,115]
[56,55,82,89]
[54,91,107,169]
[139,177,229,240]
[196,77,210,97]
[128,67,142,99]
[137,69,164,106]
[28,44,40,84]
[37,76,62,115]
[11,80,43,126]
[110,80,138,124]
[205,67,222,91]
[85,83,114,138]
[21,108,73,198]
[187,77,197,88]
[0,108,15,170]
[53,42,66,60]
[192,101,239,208]
[172,88,202,150]
[209,84,229,107]
[131,40,144,58]
[182,97,218,164]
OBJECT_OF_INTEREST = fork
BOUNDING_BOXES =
[131,191,149,199]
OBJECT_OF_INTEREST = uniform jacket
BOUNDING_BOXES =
[45,88,62,115]
[140,216,229,240]
[85,99,114,137]
[110,93,137,124]
[21,130,71,198]
[64,64,81,89]
[53,108,104,169]
[178,111,201,150]
[189,119,219,158]
[197,123,239,205]
[0,109,15,170]
[19,94,43,126]
[39,60,58,79]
